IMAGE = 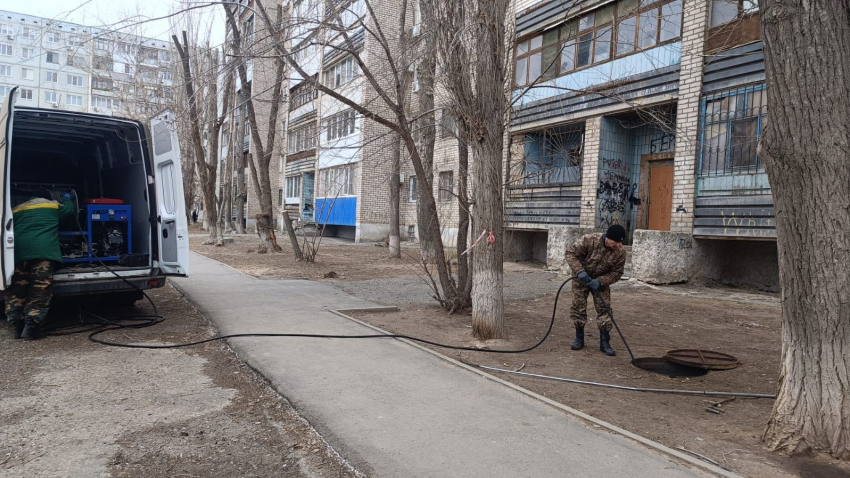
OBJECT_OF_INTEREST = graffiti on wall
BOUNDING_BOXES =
[649,133,675,154]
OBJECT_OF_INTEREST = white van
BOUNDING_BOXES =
[0,87,189,305]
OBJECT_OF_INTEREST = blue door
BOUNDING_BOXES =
[301,172,314,222]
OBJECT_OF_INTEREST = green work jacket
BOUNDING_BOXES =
[12,198,75,264]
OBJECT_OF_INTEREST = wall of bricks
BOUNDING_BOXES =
[669,0,708,233]
[579,116,602,228]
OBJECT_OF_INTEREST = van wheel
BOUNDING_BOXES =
[108,291,144,308]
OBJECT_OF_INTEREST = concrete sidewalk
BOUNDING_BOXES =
[174,253,716,478]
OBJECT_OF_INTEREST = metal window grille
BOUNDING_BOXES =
[698,83,767,177]
[519,123,585,185]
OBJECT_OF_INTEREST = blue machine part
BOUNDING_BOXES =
[61,204,132,263]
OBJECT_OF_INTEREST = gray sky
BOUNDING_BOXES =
[0,0,225,45]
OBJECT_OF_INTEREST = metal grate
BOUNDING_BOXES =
[698,83,768,177]
[517,124,585,186]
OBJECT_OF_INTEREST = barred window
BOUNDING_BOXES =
[699,84,767,176]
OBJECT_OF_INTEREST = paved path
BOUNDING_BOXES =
[174,253,712,478]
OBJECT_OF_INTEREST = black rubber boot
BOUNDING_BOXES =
[20,318,44,341]
[599,329,616,356]
[570,326,585,350]
[12,320,24,340]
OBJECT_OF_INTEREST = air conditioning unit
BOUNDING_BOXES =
[6,35,14,41]
[51,102,61,108]
[93,106,100,112]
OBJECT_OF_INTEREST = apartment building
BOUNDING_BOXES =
[0,9,173,118]
[507,0,777,290]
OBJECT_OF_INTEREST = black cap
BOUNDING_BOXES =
[606,224,626,243]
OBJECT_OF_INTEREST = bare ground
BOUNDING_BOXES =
[0,284,361,478]
[194,233,850,478]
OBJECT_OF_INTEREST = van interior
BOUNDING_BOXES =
[9,109,154,274]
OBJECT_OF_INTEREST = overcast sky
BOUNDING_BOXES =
[0,0,225,46]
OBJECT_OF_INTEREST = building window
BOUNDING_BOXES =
[616,0,682,56]
[21,48,34,59]
[324,109,356,141]
[288,123,317,153]
[522,124,585,185]
[711,0,759,27]
[514,35,542,86]
[243,16,255,46]
[21,68,33,80]
[221,125,229,146]
[69,35,84,46]
[320,164,357,197]
[46,52,59,64]
[0,86,11,98]
[440,109,458,139]
[286,175,301,199]
[44,91,58,104]
[47,31,60,43]
[93,78,113,91]
[324,56,359,88]
[699,84,767,176]
[0,65,10,77]
[92,96,114,109]
[161,70,172,81]
[412,63,420,92]
[438,171,454,202]
[159,50,171,62]
[67,74,84,86]
[67,95,83,106]
[0,24,8,36]
[0,44,11,56]
[408,176,418,202]
[45,71,58,83]
[94,39,112,51]
[22,27,36,39]
[278,189,284,206]
[290,80,317,109]
[94,56,114,71]
[20,88,33,100]
[124,63,131,74]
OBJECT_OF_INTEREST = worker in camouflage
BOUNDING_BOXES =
[564,224,627,356]
[5,190,75,340]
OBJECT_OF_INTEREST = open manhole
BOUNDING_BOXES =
[664,349,741,370]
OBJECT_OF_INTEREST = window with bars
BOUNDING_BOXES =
[522,124,585,185]
[514,0,682,86]
[288,123,317,153]
[699,84,767,176]
[325,109,356,141]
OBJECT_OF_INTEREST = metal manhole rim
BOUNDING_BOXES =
[664,349,741,370]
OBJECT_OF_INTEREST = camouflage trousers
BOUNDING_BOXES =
[5,260,56,327]
[569,281,613,331]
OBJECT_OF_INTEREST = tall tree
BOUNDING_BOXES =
[759,0,850,458]
[172,33,233,246]
[433,0,510,336]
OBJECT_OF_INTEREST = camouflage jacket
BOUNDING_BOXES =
[565,233,626,286]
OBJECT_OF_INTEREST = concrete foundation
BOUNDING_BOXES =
[356,223,390,242]
[632,229,779,292]
[545,226,599,272]
[504,230,548,263]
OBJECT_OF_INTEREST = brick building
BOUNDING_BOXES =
[506,0,777,291]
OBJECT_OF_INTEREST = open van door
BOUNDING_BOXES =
[0,87,17,290]
[150,111,189,276]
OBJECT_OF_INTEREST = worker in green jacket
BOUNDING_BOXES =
[6,190,75,340]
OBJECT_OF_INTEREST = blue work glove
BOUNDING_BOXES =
[60,192,73,201]
[577,271,591,285]
[588,278,601,292]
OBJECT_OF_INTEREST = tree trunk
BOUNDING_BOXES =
[236,151,247,234]
[416,0,438,263]
[759,0,850,459]
[456,116,472,304]
[389,133,402,258]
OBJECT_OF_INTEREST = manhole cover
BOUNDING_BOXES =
[664,349,740,370]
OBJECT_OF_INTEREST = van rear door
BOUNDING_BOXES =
[0,88,17,290]
[150,111,189,276]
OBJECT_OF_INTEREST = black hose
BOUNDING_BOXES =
[82,278,574,352]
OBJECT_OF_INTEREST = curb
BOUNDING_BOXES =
[331,307,743,478]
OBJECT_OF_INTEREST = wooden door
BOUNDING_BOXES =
[648,164,674,231]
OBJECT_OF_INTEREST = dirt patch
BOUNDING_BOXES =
[0,284,361,478]
[350,286,850,478]
[191,234,422,282]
